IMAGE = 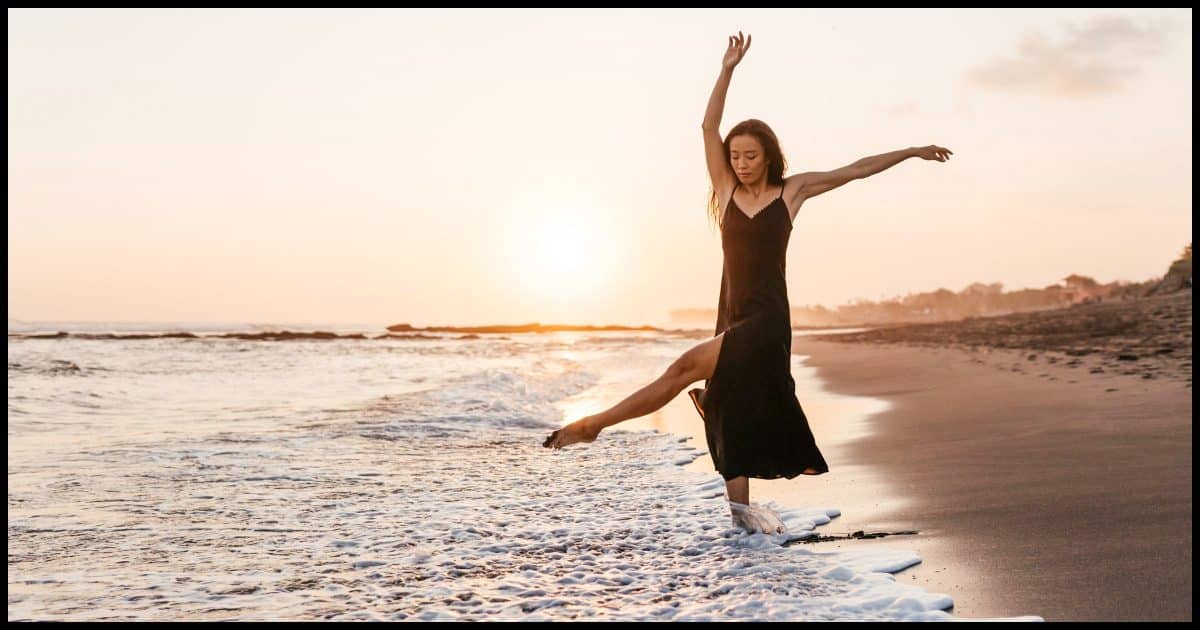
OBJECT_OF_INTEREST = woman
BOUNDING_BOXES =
[544,32,951,527]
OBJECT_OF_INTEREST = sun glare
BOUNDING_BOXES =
[507,208,616,306]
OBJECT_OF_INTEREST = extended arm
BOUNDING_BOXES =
[701,68,733,132]
[851,147,920,179]
[702,32,751,193]
[702,68,736,192]
[789,145,952,201]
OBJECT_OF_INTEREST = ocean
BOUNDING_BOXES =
[7,322,1039,621]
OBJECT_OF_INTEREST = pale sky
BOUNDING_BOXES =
[8,8,1192,328]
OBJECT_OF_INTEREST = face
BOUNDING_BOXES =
[729,135,768,184]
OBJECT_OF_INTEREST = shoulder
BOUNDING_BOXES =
[781,175,807,218]
[717,180,736,202]
[716,181,737,215]
[782,173,809,198]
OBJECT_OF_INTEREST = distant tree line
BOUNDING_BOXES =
[670,242,1191,328]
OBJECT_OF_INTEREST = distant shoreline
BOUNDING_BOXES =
[807,289,1192,387]
[11,290,1189,342]
[6,323,871,340]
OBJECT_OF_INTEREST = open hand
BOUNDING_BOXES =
[915,145,953,162]
[722,31,751,71]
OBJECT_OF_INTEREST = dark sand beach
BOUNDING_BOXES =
[791,290,1192,621]
[632,290,1190,620]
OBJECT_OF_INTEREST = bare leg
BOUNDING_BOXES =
[544,332,726,450]
[725,476,748,504]
[544,364,692,449]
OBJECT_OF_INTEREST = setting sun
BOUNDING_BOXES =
[506,208,617,307]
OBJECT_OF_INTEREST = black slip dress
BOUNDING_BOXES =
[686,182,830,481]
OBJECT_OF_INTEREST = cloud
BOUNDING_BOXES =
[966,14,1175,99]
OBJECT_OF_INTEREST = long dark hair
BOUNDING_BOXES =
[707,119,788,231]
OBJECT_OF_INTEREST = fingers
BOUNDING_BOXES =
[926,146,951,162]
[729,31,750,51]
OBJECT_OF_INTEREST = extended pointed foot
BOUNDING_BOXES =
[543,416,601,449]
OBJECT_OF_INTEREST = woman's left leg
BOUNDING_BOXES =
[543,333,724,449]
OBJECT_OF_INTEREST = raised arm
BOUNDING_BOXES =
[787,145,953,203]
[702,32,752,197]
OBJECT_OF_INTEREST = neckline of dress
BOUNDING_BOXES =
[730,183,786,221]
[730,196,786,222]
